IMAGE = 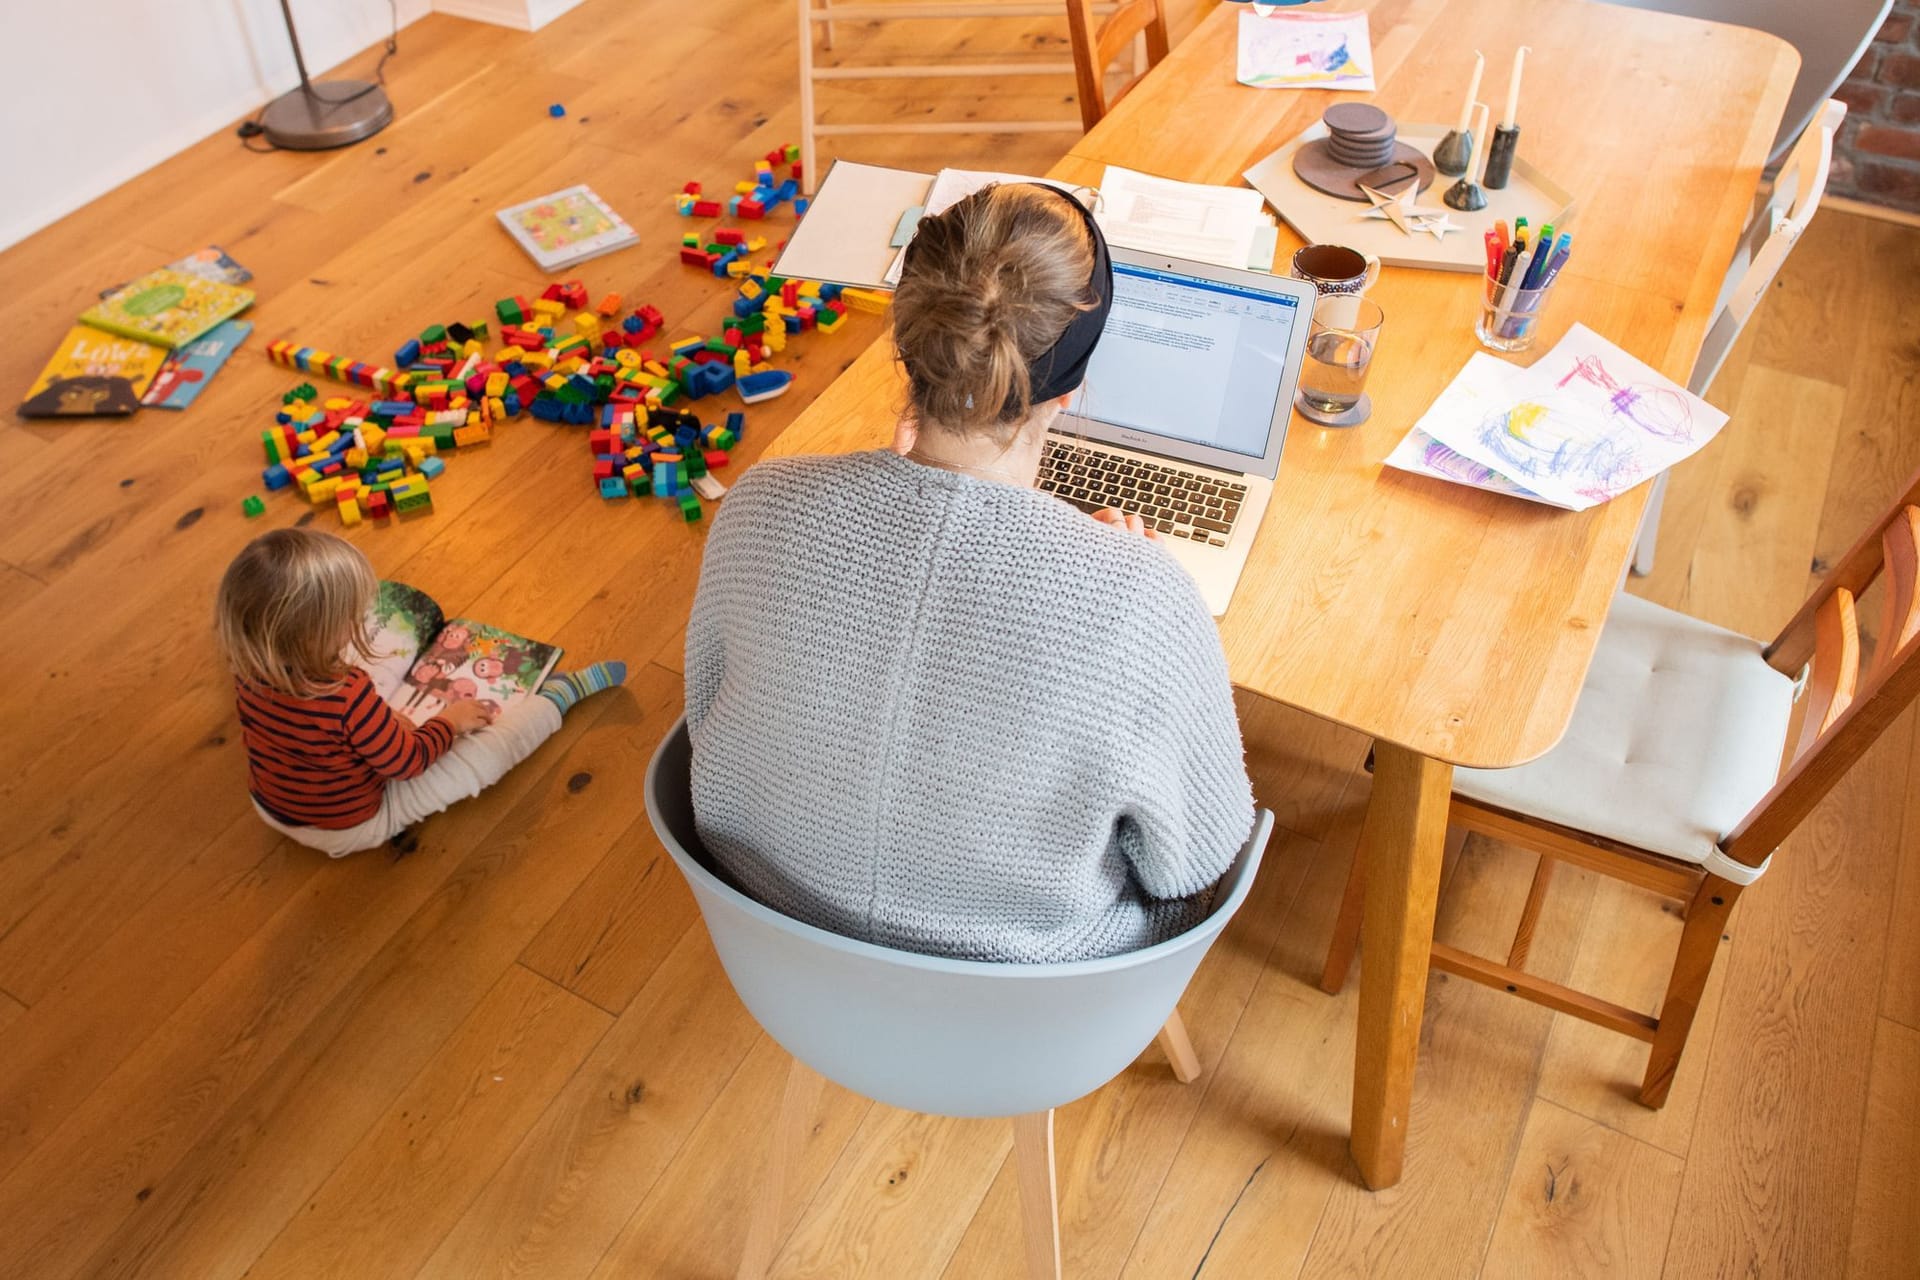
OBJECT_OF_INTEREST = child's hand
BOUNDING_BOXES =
[440,699,498,735]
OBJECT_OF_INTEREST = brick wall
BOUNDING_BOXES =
[1832,0,1920,212]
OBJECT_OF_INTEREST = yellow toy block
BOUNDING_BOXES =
[726,259,752,278]
[735,180,757,194]
[840,287,892,314]
[339,501,362,527]
[747,235,768,252]
[344,447,369,470]
[323,396,351,411]
[532,297,566,318]
[574,312,601,338]
[295,428,317,445]
[799,281,822,299]
[453,422,491,447]
[496,345,525,364]
[484,371,509,397]
[360,424,386,451]
[307,477,342,504]
[310,430,341,452]
[733,350,753,377]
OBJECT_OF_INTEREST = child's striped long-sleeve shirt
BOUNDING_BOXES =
[235,669,456,828]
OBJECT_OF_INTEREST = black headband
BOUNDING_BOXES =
[1024,184,1113,407]
[900,183,1114,418]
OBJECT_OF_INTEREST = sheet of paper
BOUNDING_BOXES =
[1237,10,1376,91]
[771,160,934,289]
[882,168,1077,285]
[1397,328,1730,510]
[1096,165,1271,271]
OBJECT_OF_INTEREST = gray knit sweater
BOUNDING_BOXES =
[684,449,1254,963]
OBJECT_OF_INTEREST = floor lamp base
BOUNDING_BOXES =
[260,80,393,150]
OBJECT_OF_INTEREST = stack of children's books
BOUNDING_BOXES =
[19,247,256,419]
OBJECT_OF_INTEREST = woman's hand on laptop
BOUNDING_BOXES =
[1092,507,1160,542]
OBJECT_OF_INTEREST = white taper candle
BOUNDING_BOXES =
[1456,51,1485,134]
[1502,46,1529,127]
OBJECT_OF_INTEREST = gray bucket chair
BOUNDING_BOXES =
[644,718,1275,1279]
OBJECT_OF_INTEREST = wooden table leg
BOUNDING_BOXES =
[1349,741,1453,1190]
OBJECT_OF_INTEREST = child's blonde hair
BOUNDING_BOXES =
[216,528,379,697]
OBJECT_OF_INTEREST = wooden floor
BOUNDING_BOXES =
[2,3,1916,1276]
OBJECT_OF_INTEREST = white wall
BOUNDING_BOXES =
[0,0,433,251]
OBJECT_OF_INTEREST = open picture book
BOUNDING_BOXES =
[363,581,562,726]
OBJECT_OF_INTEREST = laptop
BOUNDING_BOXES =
[1041,247,1316,616]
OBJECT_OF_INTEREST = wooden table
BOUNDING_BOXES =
[761,0,1795,1189]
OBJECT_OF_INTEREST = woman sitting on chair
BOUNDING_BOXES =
[685,182,1253,963]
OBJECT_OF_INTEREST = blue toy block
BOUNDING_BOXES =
[674,424,700,449]
[727,195,742,217]
[818,283,843,301]
[725,411,744,437]
[795,198,810,217]
[549,102,567,117]
[773,178,798,203]
[503,393,522,415]
[373,400,414,417]
[419,456,446,479]
[599,476,627,499]
[262,464,292,490]
[732,295,761,318]
[394,338,422,367]
[782,313,803,334]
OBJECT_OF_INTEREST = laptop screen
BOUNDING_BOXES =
[1068,262,1304,461]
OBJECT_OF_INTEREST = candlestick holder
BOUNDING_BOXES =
[1485,124,1521,189]
[1433,128,1473,178]
[1443,102,1491,211]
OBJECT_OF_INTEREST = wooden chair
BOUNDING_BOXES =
[1064,0,1170,130]
[1321,471,1920,1108]
[644,718,1275,1278]
[794,0,1144,196]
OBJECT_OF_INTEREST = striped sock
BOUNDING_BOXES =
[538,660,627,715]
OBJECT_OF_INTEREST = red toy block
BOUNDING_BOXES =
[781,281,800,307]
[680,246,717,269]
[683,181,702,195]
[703,449,729,469]
[593,458,615,480]
[561,281,589,309]
[367,490,391,519]
[715,228,745,246]
[738,200,765,220]
[790,162,803,183]
[691,199,722,217]
[540,283,565,301]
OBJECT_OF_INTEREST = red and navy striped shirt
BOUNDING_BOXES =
[236,668,456,828]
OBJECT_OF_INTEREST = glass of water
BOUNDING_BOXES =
[1295,294,1384,427]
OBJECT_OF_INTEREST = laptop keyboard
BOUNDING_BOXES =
[1038,440,1246,544]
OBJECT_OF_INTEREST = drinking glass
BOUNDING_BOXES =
[1295,294,1384,427]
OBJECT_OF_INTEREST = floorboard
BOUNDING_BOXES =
[1,1,1916,1274]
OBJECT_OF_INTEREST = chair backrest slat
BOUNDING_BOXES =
[1064,0,1170,131]
[1725,495,1920,866]
[1768,470,1920,673]
[1876,507,1920,671]
[1791,587,1860,760]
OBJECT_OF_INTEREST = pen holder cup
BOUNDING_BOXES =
[1476,273,1555,353]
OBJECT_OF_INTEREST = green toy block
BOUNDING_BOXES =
[420,323,448,345]
[241,494,266,518]
[629,472,652,497]
[496,297,524,325]
[678,492,702,522]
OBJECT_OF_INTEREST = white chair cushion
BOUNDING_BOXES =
[1454,592,1797,870]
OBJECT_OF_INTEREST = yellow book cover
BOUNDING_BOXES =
[19,326,170,418]
[77,268,254,349]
